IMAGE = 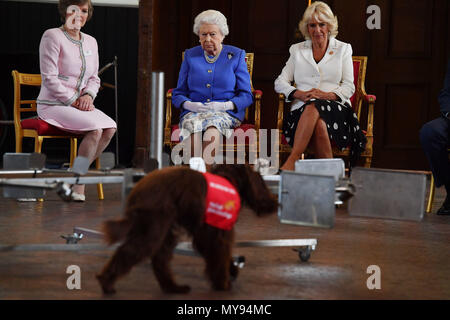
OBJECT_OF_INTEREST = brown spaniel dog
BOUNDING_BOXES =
[96,164,278,294]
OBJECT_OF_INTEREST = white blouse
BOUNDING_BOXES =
[274,37,355,112]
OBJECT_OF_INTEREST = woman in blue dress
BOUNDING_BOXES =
[172,10,253,165]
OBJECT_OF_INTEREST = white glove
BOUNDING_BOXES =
[205,101,234,112]
[183,101,209,113]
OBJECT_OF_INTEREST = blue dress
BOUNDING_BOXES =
[172,45,253,140]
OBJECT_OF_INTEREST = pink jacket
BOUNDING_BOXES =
[37,27,100,106]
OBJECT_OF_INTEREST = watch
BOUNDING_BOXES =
[82,92,94,100]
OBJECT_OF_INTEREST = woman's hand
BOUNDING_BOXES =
[205,101,234,112]
[293,89,337,101]
[72,94,94,111]
[307,89,338,101]
[293,90,313,101]
[183,101,209,113]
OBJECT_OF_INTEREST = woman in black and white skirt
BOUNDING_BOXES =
[274,1,366,170]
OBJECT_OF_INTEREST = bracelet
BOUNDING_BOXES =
[82,92,94,100]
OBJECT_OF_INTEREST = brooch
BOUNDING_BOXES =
[227,52,234,60]
[329,51,334,55]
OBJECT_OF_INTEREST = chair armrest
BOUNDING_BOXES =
[164,89,174,146]
[364,94,376,103]
[165,88,174,129]
[359,84,376,104]
[277,93,286,147]
[253,89,263,97]
[277,93,286,131]
[359,90,375,156]
[252,89,263,131]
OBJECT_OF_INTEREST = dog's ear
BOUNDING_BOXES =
[242,166,279,216]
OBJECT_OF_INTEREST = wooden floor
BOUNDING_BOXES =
[0,178,449,300]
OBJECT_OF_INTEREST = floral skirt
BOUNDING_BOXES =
[283,98,367,165]
[179,111,241,141]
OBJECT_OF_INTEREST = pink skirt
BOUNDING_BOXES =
[37,104,116,134]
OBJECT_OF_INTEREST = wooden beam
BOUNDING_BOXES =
[133,0,154,168]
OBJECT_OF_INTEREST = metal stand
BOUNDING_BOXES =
[0,166,320,262]
[68,227,317,264]
[64,171,321,263]
[99,56,119,167]
[0,153,124,201]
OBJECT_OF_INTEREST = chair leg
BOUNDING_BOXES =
[34,136,44,153]
[15,134,23,153]
[426,173,435,213]
[364,156,372,168]
[69,138,78,167]
[95,157,104,200]
[34,136,45,202]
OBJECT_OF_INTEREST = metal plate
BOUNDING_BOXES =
[99,152,116,170]
[1,176,124,186]
[348,167,426,221]
[295,158,345,181]
[3,185,45,199]
[122,169,145,200]
[3,153,46,170]
[2,152,47,198]
[278,171,335,228]
[263,175,280,195]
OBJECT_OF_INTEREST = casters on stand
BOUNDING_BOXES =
[61,233,83,244]
[233,256,246,268]
[294,246,312,262]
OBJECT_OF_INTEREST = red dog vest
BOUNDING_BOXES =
[203,172,241,230]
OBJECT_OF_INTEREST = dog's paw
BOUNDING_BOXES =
[96,274,116,295]
[213,280,232,291]
[102,287,117,295]
[162,284,191,294]
[229,264,239,281]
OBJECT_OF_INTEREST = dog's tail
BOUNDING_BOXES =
[102,218,131,245]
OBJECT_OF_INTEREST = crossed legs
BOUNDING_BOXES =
[281,104,332,171]
[72,128,116,195]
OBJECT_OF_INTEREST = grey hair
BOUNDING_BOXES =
[299,1,338,40]
[193,10,229,37]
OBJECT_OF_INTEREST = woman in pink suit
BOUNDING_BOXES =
[36,0,116,201]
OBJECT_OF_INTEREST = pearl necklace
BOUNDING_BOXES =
[204,49,222,64]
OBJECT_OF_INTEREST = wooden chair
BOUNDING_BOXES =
[164,52,262,159]
[276,56,376,168]
[425,174,435,213]
[12,70,104,200]
[425,148,450,213]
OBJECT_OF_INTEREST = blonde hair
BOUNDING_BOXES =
[193,10,229,37]
[298,1,338,40]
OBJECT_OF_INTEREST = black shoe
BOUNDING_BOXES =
[436,204,450,215]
